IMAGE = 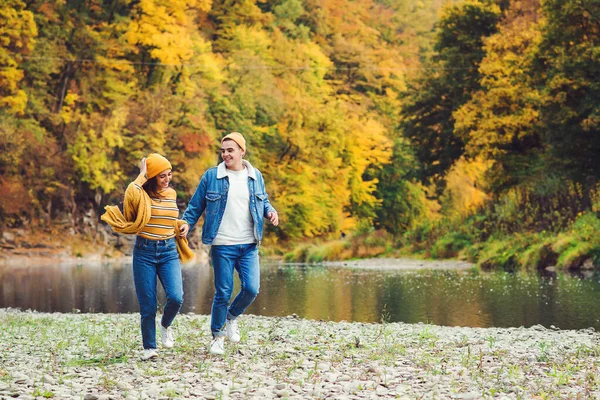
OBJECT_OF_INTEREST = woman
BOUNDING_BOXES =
[180,132,279,355]
[102,153,193,361]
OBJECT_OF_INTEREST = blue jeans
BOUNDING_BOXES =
[210,243,260,337]
[133,236,184,350]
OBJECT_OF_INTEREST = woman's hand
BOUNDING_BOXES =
[267,211,279,226]
[179,223,189,237]
[139,157,147,177]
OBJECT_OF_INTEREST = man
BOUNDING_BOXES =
[180,132,279,355]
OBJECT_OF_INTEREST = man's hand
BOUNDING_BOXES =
[267,211,279,226]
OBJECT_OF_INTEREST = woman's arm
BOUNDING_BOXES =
[123,158,148,221]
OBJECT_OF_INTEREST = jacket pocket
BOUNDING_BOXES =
[255,193,265,215]
[205,192,222,215]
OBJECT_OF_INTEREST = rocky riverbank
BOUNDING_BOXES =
[1,309,599,399]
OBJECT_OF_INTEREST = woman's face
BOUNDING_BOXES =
[221,140,245,170]
[156,169,172,190]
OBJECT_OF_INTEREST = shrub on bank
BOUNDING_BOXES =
[456,213,600,271]
[552,212,600,268]
[283,229,392,263]
[429,232,474,259]
[283,240,351,263]
[283,197,600,270]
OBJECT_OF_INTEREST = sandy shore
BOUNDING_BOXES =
[1,309,599,399]
[2,249,473,271]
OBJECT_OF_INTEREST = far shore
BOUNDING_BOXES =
[1,247,474,271]
[322,257,474,270]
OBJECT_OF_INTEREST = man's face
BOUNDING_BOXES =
[221,140,244,169]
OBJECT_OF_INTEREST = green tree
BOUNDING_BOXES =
[401,0,502,189]
[534,0,600,183]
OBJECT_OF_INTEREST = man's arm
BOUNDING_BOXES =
[182,173,208,233]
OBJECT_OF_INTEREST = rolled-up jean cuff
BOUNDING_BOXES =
[227,311,238,320]
[213,331,226,338]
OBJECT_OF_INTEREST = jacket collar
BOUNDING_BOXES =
[216,159,257,180]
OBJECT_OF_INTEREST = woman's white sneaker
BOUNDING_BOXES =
[161,325,175,348]
[141,349,158,361]
[226,319,240,343]
[209,337,225,355]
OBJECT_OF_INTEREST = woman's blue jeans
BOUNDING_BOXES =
[210,243,260,337]
[133,236,184,350]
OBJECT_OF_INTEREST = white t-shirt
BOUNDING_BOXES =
[212,167,256,245]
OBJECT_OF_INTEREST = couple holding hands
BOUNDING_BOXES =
[102,132,279,360]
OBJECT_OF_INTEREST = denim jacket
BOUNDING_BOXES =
[182,160,276,245]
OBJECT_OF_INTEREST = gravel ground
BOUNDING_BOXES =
[1,309,599,399]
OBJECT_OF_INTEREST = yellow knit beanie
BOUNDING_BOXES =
[221,132,246,153]
[146,153,172,179]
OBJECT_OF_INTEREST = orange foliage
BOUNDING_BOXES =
[0,177,31,215]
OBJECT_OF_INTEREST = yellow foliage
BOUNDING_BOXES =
[0,89,27,115]
[442,156,492,218]
[58,93,79,124]
[69,107,130,193]
[0,0,37,114]
[227,25,272,56]
[454,8,543,159]
[126,0,212,65]
[591,184,600,213]
[344,114,392,211]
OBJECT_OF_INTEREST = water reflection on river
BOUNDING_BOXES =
[1,261,600,329]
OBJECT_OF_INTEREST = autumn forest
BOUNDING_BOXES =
[1,0,599,268]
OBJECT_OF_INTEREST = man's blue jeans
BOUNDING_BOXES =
[133,236,184,350]
[210,243,260,337]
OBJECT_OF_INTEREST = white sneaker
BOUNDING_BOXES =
[141,349,158,361]
[226,319,240,343]
[209,337,225,355]
[161,325,174,348]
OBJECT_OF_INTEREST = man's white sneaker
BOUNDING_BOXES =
[209,337,225,355]
[161,325,175,348]
[141,349,158,361]
[226,319,240,343]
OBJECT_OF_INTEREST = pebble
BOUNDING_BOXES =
[13,373,28,384]
[458,392,480,399]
